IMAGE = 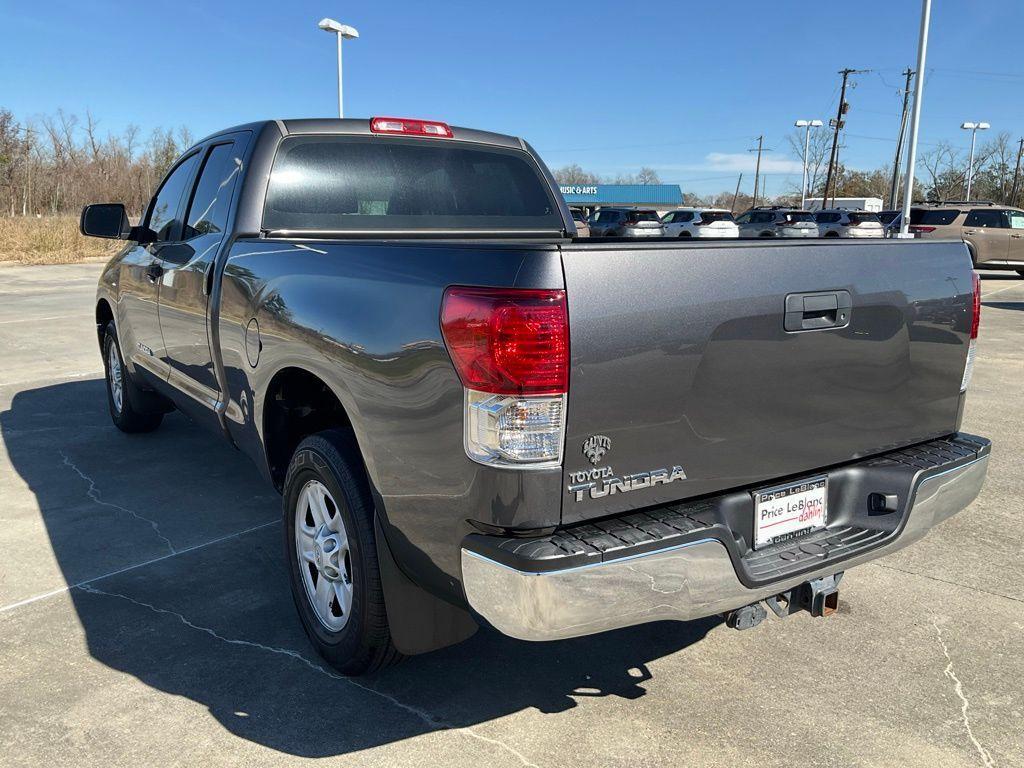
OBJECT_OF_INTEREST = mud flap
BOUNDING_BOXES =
[374,516,478,656]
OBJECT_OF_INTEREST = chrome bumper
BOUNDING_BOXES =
[461,454,988,641]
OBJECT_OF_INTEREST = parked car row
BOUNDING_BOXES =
[573,206,886,239]
[576,201,1023,273]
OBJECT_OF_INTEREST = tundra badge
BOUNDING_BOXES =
[567,465,687,502]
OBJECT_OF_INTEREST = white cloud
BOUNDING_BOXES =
[702,152,804,174]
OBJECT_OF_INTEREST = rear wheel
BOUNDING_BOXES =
[678,231,691,238]
[284,429,401,675]
[760,231,774,238]
[1017,269,1024,278]
[102,324,163,433]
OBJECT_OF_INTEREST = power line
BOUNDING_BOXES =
[539,136,750,154]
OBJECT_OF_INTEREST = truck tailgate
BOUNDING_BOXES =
[559,239,973,524]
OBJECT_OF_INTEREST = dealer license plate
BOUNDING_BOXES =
[752,476,828,549]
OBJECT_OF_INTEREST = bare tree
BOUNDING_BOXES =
[552,163,601,185]
[787,128,831,197]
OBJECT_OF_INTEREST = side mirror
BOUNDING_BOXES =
[80,203,130,239]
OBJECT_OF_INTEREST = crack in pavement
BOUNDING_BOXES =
[60,450,176,555]
[931,618,996,768]
[76,583,540,768]
[872,562,1024,606]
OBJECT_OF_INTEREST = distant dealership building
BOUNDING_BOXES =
[558,184,684,214]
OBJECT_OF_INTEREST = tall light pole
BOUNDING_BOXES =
[318,18,359,118]
[961,121,990,201]
[795,119,823,209]
[899,0,932,237]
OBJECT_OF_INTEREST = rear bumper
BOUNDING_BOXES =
[461,435,990,641]
[695,228,739,238]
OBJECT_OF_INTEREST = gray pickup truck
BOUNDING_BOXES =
[81,117,990,675]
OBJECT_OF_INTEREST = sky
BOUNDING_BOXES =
[3,0,1024,198]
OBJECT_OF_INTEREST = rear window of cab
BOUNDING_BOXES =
[263,135,562,233]
[910,209,960,226]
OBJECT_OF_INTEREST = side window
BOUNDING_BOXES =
[1008,211,1024,229]
[147,153,201,242]
[735,213,751,224]
[964,209,1005,228]
[183,143,240,239]
[678,212,694,222]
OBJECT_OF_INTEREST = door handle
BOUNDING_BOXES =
[145,263,164,283]
[1011,234,1023,239]
[964,230,978,235]
[784,291,852,332]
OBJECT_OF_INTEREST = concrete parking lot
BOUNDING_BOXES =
[1,261,1021,768]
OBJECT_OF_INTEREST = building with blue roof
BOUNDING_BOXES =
[558,184,683,213]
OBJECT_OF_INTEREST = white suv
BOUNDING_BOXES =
[814,209,885,238]
[661,208,739,238]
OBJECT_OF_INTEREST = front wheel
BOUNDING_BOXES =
[102,324,163,433]
[284,429,401,675]
[1016,269,1024,278]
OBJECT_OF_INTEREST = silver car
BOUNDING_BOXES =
[736,208,819,238]
[588,208,665,237]
[814,209,885,238]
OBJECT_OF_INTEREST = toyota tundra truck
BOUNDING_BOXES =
[80,116,990,675]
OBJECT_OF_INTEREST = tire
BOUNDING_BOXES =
[102,324,163,433]
[678,231,691,238]
[1016,269,1024,278]
[824,231,840,238]
[760,231,774,238]
[283,429,401,676]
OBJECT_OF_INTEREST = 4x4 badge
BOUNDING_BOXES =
[582,435,611,465]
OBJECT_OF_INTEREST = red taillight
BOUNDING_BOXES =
[440,287,568,396]
[970,270,981,339]
[370,116,453,138]
[910,225,936,233]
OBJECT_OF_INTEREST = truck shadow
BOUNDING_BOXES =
[2,379,714,759]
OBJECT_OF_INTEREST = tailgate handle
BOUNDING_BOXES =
[784,291,852,332]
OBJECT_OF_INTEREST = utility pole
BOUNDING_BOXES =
[1010,138,1024,207]
[889,68,915,209]
[822,68,868,209]
[731,172,743,213]
[748,136,770,209]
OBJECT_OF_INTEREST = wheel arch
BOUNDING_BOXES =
[260,365,365,492]
[95,298,114,350]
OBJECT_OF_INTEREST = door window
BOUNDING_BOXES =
[146,153,201,241]
[183,143,240,239]
[964,209,1006,228]
[1008,211,1024,229]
